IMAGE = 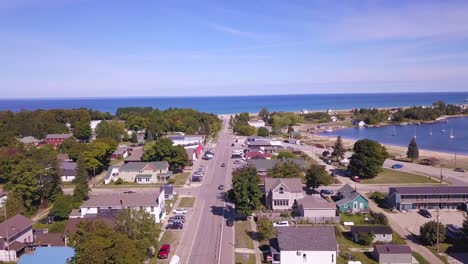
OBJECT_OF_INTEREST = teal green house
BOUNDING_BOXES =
[336,184,369,212]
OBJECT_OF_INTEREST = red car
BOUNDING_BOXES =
[351,176,361,183]
[158,244,171,259]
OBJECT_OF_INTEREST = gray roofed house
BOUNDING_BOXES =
[120,161,169,172]
[107,161,172,184]
[249,159,306,173]
[17,136,41,145]
[372,244,412,264]
[0,214,34,251]
[60,161,77,182]
[294,195,338,223]
[336,184,369,212]
[270,226,337,264]
[160,184,175,199]
[111,147,128,160]
[351,226,393,243]
[45,134,73,139]
[264,178,304,210]
[248,139,272,147]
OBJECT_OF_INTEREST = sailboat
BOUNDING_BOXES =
[392,127,397,136]
[413,127,417,139]
[450,129,454,139]
[429,127,432,135]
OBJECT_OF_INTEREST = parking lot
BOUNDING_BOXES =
[389,210,466,235]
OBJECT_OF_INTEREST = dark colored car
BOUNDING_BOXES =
[320,190,334,196]
[391,164,404,169]
[221,163,226,167]
[231,143,235,146]
[454,168,466,173]
[173,215,185,223]
[158,244,171,259]
[169,222,184,230]
[419,209,432,218]
[218,185,225,190]
[226,219,234,227]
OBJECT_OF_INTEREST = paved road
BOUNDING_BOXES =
[175,116,236,264]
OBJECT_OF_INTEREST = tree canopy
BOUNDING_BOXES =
[268,160,302,178]
[331,136,346,161]
[348,139,388,178]
[407,137,419,162]
[73,154,90,203]
[231,165,263,215]
[419,221,446,246]
[305,164,332,190]
[142,138,188,171]
[257,127,269,137]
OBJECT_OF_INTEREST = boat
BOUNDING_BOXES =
[429,127,432,135]
[392,127,397,136]
[413,127,417,139]
[324,129,334,132]
[450,129,454,139]
[441,129,446,132]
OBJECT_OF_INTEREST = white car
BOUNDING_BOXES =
[174,208,188,214]
[273,221,289,227]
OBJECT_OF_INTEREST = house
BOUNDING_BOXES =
[34,232,65,247]
[248,120,266,128]
[248,139,272,148]
[249,159,307,175]
[124,146,143,163]
[0,214,34,261]
[167,135,204,146]
[386,186,468,211]
[269,226,337,264]
[19,246,74,264]
[160,184,175,200]
[60,161,77,182]
[339,158,350,166]
[17,136,41,147]
[336,184,369,212]
[354,120,366,127]
[264,178,304,210]
[351,226,393,244]
[184,144,204,166]
[327,108,334,115]
[111,147,129,160]
[0,191,8,207]
[372,244,413,264]
[44,134,73,147]
[294,195,338,223]
[89,120,102,140]
[330,116,338,122]
[57,153,72,162]
[246,151,272,160]
[420,157,440,166]
[79,191,166,223]
[105,161,171,184]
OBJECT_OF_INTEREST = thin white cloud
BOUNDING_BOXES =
[210,24,261,38]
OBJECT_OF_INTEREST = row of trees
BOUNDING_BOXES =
[353,108,390,125]
[393,101,467,122]
[142,137,188,171]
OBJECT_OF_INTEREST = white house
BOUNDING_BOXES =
[264,178,304,210]
[330,116,338,122]
[248,120,266,128]
[167,135,204,146]
[294,195,337,223]
[60,161,77,182]
[357,121,366,127]
[79,191,166,223]
[270,226,337,264]
[90,120,102,140]
[104,162,171,184]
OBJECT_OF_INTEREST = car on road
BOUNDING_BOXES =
[351,176,361,183]
[454,168,466,173]
[273,221,289,227]
[231,143,235,146]
[169,222,183,230]
[174,208,188,214]
[226,219,234,227]
[320,190,334,196]
[173,215,185,222]
[192,176,202,182]
[221,163,226,167]
[218,185,225,190]
[391,164,404,169]
[418,209,432,218]
[158,244,171,259]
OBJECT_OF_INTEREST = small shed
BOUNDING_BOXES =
[372,244,412,264]
[420,157,440,166]
[351,226,393,243]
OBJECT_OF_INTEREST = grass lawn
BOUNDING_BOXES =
[33,220,67,233]
[151,230,182,264]
[392,231,407,245]
[339,213,375,225]
[361,168,442,184]
[235,221,254,249]
[335,227,369,249]
[235,253,256,264]
[413,252,430,264]
[336,227,377,264]
[172,172,190,187]
[178,197,195,208]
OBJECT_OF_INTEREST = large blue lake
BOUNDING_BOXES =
[321,117,468,155]
[0,92,467,114]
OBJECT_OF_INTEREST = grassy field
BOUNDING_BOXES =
[172,172,190,187]
[179,197,195,208]
[235,253,256,264]
[235,221,254,249]
[361,168,442,184]
[335,227,378,264]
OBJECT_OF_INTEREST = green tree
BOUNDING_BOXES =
[74,121,91,141]
[407,137,419,162]
[348,139,388,178]
[257,127,269,137]
[142,138,188,171]
[6,158,43,211]
[269,160,302,178]
[130,132,138,143]
[258,107,269,122]
[95,121,124,142]
[73,154,90,203]
[277,151,295,160]
[146,130,154,142]
[331,136,346,161]
[257,216,275,241]
[305,164,332,190]
[234,124,256,136]
[5,191,26,218]
[358,232,375,246]
[419,221,445,246]
[115,208,160,255]
[51,194,74,221]
[231,165,262,215]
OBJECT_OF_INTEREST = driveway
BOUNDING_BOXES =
[390,210,466,235]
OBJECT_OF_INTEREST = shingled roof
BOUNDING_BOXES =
[273,226,337,251]
[351,225,393,235]
[120,161,169,171]
[389,186,468,195]
[264,178,303,193]
[374,244,411,254]
[0,214,33,239]
[296,195,336,209]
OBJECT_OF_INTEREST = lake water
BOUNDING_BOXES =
[0,92,467,114]
[321,117,468,155]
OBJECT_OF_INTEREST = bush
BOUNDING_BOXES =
[114,178,124,185]
[167,178,176,184]
[369,212,388,225]
[358,232,375,245]
[322,150,330,157]
[420,221,445,246]
[369,192,386,206]
[257,216,275,241]
[51,195,74,221]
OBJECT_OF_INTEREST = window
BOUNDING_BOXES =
[151,206,154,212]
[332,254,334,263]
[273,199,289,206]
[279,187,284,194]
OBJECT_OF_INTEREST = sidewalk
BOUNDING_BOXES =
[248,217,262,264]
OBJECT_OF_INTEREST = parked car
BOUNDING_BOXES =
[221,163,226,167]
[273,221,289,227]
[231,143,235,147]
[192,176,202,182]
[391,164,404,169]
[169,222,183,230]
[158,244,171,259]
[218,185,225,190]
[418,209,432,218]
[351,176,361,183]
[320,190,334,196]
[174,208,188,214]
[226,219,234,227]
[454,168,466,173]
[446,224,463,238]
[173,215,185,222]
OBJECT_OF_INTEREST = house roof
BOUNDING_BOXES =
[0,214,33,239]
[18,136,40,144]
[35,232,65,246]
[351,225,393,235]
[264,178,303,193]
[57,153,70,162]
[113,147,127,155]
[336,184,367,207]
[81,192,161,208]
[249,159,306,171]
[389,186,468,195]
[9,241,25,251]
[296,196,336,209]
[246,152,272,159]
[124,147,143,162]
[160,184,174,195]
[374,244,411,255]
[248,140,272,146]
[45,134,73,140]
[60,161,77,171]
[64,218,115,235]
[274,226,337,251]
[120,161,169,172]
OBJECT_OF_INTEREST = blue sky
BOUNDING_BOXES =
[1,0,468,98]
